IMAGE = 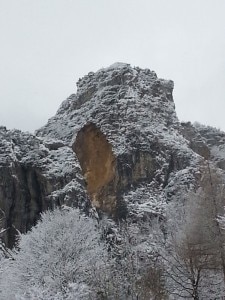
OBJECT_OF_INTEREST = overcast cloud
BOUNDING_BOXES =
[0,0,225,132]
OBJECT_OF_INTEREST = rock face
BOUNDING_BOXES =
[1,63,224,246]
[180,122,211,159]
[180,122,225,170]
[37,64,195,216]
[36,63,201,220]
[0,127,87,247]
[73,123,116,214]
[73,122,156,217]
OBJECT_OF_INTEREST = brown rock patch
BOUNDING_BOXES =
[73,123,116,211]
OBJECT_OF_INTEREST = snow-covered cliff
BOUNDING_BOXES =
[0,63,224,247]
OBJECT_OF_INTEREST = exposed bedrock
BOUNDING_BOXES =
[2,63,222,248]
[0,128,87,248]
[73,123,156,217]
[0,164,49,248]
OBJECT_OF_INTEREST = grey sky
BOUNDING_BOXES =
[0,0,225,132]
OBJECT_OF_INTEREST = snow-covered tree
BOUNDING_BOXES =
[0,206,168,299]
[0,208,108,300]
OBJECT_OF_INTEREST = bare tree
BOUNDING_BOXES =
[162,232,220,299]
[200,163,225,282]
[163,167,225,299]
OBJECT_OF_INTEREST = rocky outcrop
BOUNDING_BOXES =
[0,127,87,247]
[180,122,210,159]
[36,63,200,219]
[1,63,224,247]
[73,122,157,216]
[181,122,225,170]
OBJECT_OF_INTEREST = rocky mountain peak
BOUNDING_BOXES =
[1,63,224,247]
[36,63,178,155]
[35,63,198,217]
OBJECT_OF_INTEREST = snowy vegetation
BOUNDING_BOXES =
[1,164,225,299]
[0,207,167,299]
[0,208,107,299]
